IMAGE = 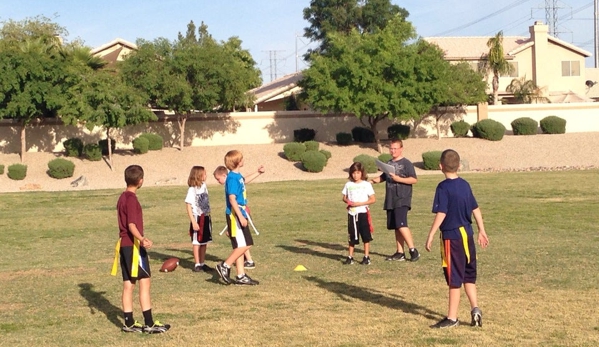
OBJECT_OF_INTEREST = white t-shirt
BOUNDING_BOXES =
[342,181,375,215]
[185,183,210,216]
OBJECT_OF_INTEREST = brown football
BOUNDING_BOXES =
[160,257,179,272]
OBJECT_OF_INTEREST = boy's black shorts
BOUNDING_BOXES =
[386,206,409,230]
[347,212,373,245]
[120,246,151,282]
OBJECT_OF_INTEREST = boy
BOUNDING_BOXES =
[425,149,489,329]
[112,165,170,334]
[370,138,420,262]
[215,151,263,285]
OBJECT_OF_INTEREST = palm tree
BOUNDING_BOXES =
[506,76,550,104]
[483,31,513,105]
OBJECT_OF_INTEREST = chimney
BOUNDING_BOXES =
[530,21,549,96]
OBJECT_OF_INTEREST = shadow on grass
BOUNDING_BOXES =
[276,244,344,262]
[294,239,389,258]
[78,283,121,329]
[303,276,442,320]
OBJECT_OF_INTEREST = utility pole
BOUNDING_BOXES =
[263,50,285,82]
[545,0,559,37]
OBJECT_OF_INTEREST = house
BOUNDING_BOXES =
[90,38,137,67]
[247,72,304,111]
[425,21,594,103]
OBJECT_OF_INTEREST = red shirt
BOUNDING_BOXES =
[117,191,144,247]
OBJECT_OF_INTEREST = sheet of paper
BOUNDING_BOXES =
[375,159,395,176]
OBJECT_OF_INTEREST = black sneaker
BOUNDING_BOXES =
[343,256,355,265]
[244,261,256,269]
[430,317,459,329]
[121,321,143,333]
[385,252,406,261]
[193,265,202,272]
[409,248,420,262]
[235,274,259,285]
[201,264,214,272]
[216,262,232,284]
[471,307,482,327]
[143,320,171,334]
[359,256,371,265]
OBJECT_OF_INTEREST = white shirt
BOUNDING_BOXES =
[185,183,210,216]
[342,181,375,215]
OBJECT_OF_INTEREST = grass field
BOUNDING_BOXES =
[0,170,598,347]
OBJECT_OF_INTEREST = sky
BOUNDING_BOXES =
[1,0,597,83]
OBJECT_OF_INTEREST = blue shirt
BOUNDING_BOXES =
[432,177,478,239]
[225,171,248,218]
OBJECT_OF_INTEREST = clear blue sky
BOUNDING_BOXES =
[1,0,596,82]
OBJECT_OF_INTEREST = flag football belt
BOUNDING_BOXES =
[110,238,141,277]
[190,213,210,237]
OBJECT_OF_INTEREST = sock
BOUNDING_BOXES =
[409,248,415,252]
[123,312,134,326]
[222,262,231,269]
[236,273,245,279]
[142,309,154,327]
[195,263,201,267]
[198,263,204,267]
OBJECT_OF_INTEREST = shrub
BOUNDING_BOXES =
[319,149,332,160]
[450,120,470,137]
[351,127,375,143]
[84,143,103,161]
[132,137,150,154]
[471,119,506,141]
[0,164,4,175]
[352,154,377,174]
[511,117,538,135]
[7,163,27,180]
[540,115,566,134]
[422,151,443,170]
[293,128,316,142]
[304,140,320,151]
[63,138,83,157]
[283,142,306,161]
[378,153,392,163]
[336,132,352,146]
[139,133,163,150]
[301,150,327,173]
[98,138,116,155]
[47,158,75,179]
[387,124,410,140]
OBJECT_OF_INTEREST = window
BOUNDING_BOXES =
[508,62,518,77]
[561,61,581,76]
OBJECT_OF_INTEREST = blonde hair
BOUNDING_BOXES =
[187,166,206,187]
[213,165,228,176]
[224,150,243,170]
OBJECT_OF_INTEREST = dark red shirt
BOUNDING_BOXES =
[117,190,144,247]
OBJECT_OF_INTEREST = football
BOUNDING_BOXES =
[160,257,179,272]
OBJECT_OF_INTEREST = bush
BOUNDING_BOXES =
[63,138,83,157]
[387,124,410,140]
[132,137,150,154]
[352,154,377,174]
[540,115,566,134]
[351,127,375,143]
[471,119,506,141]
[378,153,392,163]
[7,163,27,180]
[47,158,75,179]
[283,142,306,161]
[336,132,352,146]
[319,149,332,160]
[301,150,327,173]
[84,143,103,161]
[0,164,4,175]
[98,138,116,155]
[422,151,443,170]
[139,133,163,150]
[450,120,470,137]
[511,117,538,135]
[304,140,320,151]
[293,128,316,142]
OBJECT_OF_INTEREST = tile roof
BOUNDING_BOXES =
[248,72,303,104]
[424,36,530,60]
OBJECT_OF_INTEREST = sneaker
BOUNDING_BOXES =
[235,274,259,285]
[216,262,232,284]
[359,256,371,265]
[385,252,406,261]
[409,248,420,262]
[471,307,482,327]
[343,256,355,265]
[201,264,214,272]
[193,265,202,272]
[121,321,143,333]
[430,317,459,329]
[244,261,256,269]
[143,320,171,334]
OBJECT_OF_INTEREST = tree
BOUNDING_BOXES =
[482,31,514,105]
[300,18,452,152]
[506,76,550,104]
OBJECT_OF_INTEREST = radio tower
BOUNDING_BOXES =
[545,0,559,37]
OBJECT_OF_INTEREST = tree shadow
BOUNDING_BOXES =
[294,239,388,258]
[276,244,345,262]
[78,283,122,329]
[303,276,442,320]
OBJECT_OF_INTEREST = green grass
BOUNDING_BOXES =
[0,170,598,346]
